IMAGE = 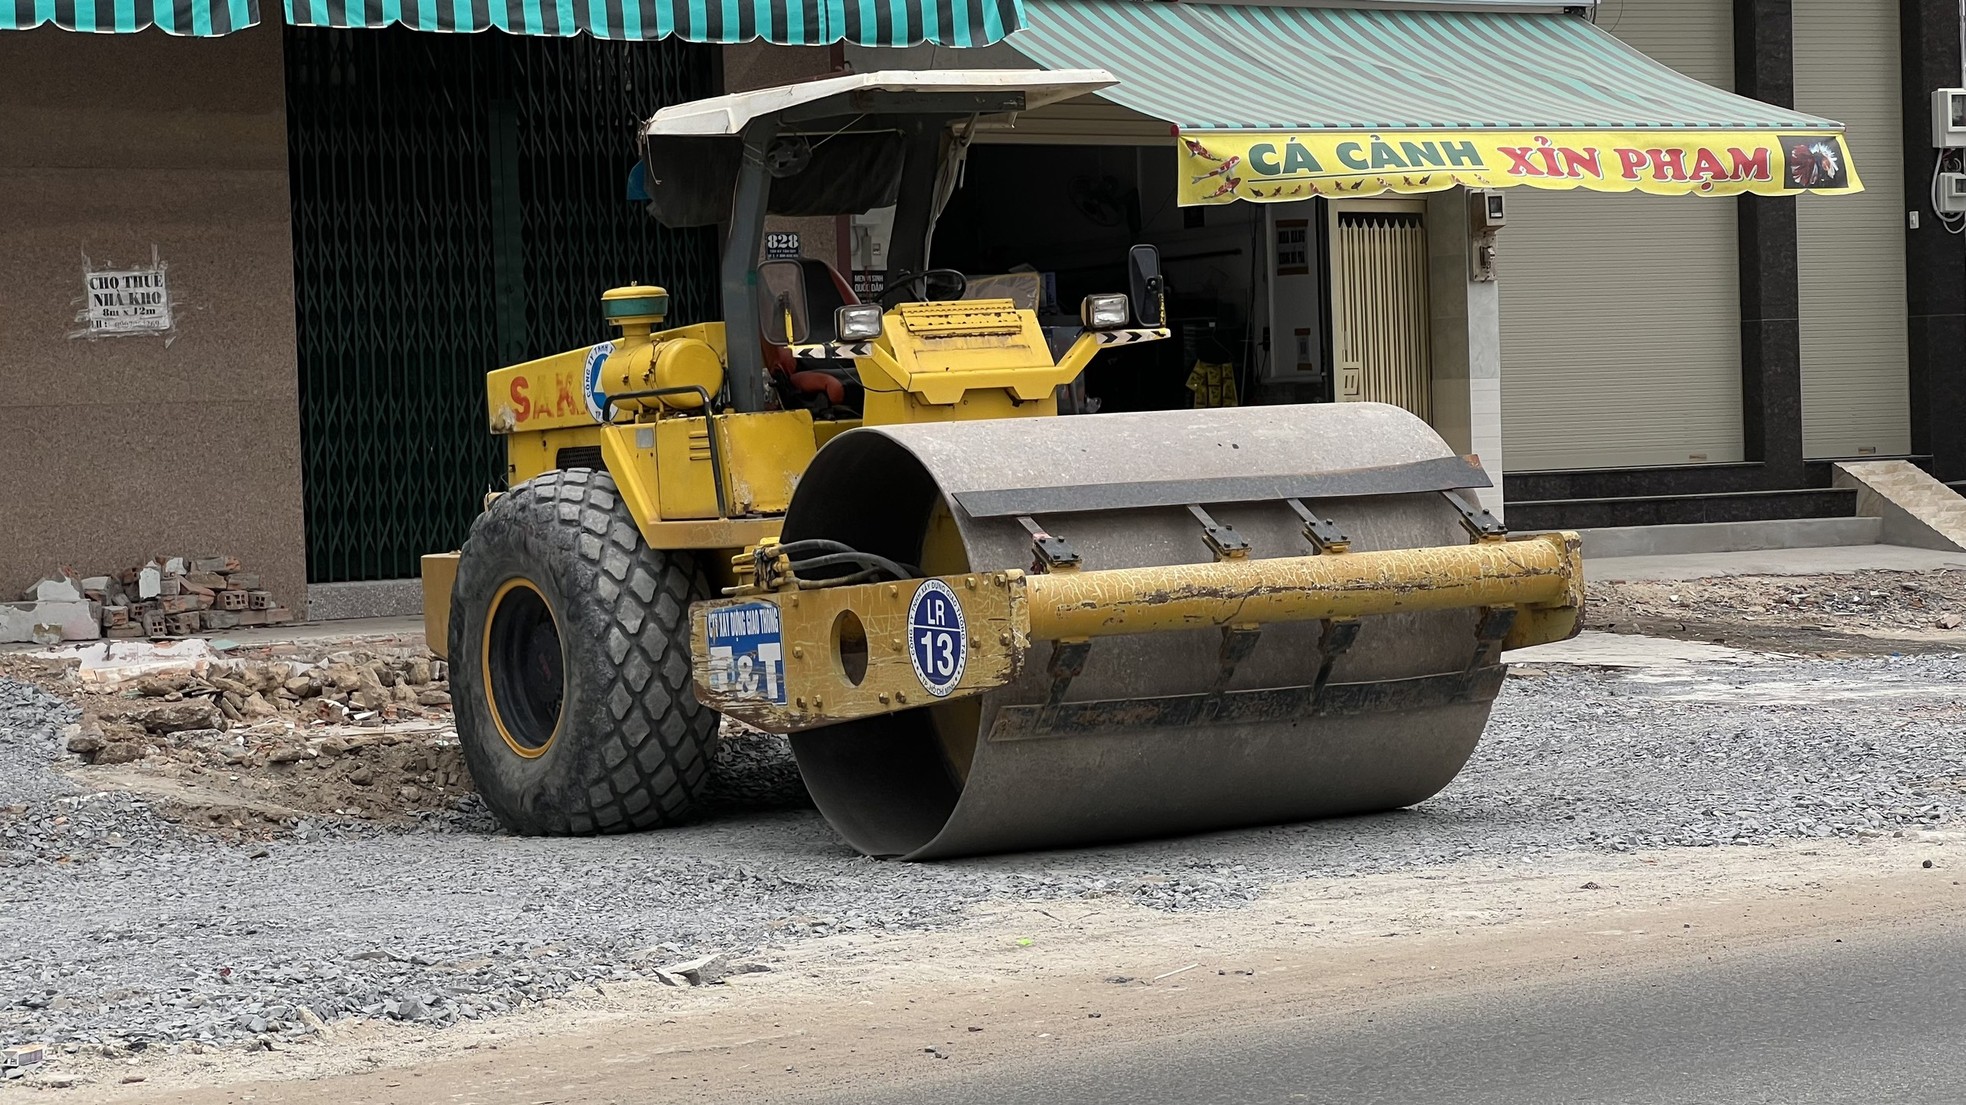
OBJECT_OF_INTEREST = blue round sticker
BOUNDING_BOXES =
[907,579,967,697]
[581,341,615,423]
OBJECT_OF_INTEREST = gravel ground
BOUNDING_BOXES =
[3,651,1964,1059]
[1584,568,1966,654]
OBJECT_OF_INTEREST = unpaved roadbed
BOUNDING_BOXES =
[1584,568,1966,654]
[39,834,1966,1102]
[3,646,1964,1077]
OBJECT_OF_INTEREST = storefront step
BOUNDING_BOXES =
[1543,518,1882,561]
[1506,487,1857,533]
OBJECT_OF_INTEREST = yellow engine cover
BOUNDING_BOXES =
[600,409,818,524]
[604,337,725,413]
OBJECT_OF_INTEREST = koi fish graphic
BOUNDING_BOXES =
[1181,136,1222,162]
[1190,155,1241,184]
[1203,175,1242,200]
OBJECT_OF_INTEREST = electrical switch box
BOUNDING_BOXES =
[1933,88,1966,148]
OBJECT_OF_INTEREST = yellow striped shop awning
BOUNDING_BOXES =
[1,0,1021,42]
[1007,0,1862,204]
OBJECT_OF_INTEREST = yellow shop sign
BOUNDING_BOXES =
[1175,129,1863,205]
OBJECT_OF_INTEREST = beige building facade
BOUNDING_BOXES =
[2,0,1962,614]
[0,24,308,607]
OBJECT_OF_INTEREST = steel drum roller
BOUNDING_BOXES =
[778,403,1519,859]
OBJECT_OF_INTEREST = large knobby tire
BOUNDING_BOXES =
[448,469,720,835]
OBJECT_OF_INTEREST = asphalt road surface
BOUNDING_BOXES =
[785,921,1966,1105]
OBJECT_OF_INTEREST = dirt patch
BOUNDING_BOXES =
[0,637,806,842]
[1586,569,1966,655]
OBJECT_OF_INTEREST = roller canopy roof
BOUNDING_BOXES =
[638,69,1116,226]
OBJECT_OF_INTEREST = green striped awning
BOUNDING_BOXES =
[4,0,257,33]
[1,0,1019,40]
[1007,0,1860,204]
[1009,0,1837,131]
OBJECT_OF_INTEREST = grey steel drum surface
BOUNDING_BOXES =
[779,403,1500,859]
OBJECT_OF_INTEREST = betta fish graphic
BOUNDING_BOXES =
[1789,141,1842,187]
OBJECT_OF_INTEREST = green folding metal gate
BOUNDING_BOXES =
[286,27,719,583]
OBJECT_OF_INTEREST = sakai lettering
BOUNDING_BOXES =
[508,370,594,423]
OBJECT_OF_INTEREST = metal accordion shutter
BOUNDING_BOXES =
[1498,0,1745,471]
[286,28,720,583]
[1795,0,1909,458]
[1332,208,1433,420]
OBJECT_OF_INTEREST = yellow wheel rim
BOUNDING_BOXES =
[481,578,565,759]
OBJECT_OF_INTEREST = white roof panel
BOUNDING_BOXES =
[643,68,1119,137]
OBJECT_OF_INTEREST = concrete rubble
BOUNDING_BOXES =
[0,555,293,645]
[53,648,455,769]
[2,1043,46,1077]
[652,954,727,987]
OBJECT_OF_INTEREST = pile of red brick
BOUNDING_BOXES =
[91,555,294,639]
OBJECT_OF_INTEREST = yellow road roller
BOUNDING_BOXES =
[422,69,1584,859]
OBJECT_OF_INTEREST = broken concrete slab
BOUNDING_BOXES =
[1507,630,1786,669]
[0,600,100,643]
[1,1044,45,1070]
[23,576,82,603]
[654,953,727,987]
[39,638,219,686]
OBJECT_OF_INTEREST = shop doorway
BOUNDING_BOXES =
[1328,201,1432,421]
[925,142,1266,414]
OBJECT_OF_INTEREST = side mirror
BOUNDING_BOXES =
[921,271,967,302]
[1128,244,1164,327]
[758,260,811,346]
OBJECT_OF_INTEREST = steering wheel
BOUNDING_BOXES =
[880,268,968,307]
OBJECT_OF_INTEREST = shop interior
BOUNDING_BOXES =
[853,142,1333,413]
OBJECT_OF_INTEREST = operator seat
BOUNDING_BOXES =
[760,257,864,418]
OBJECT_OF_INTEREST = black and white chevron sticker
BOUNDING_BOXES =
[790,341,873,359]
[1094,328,1172,346]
